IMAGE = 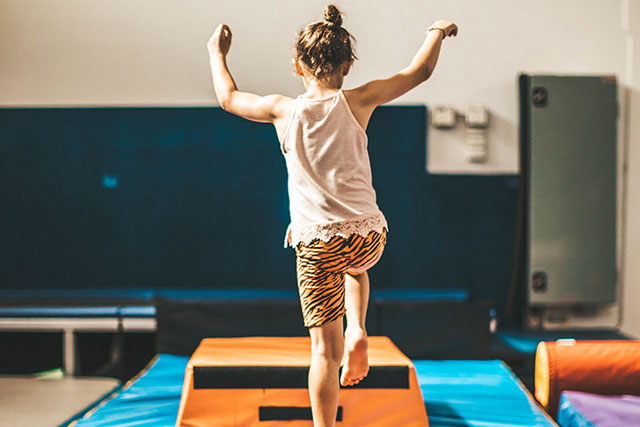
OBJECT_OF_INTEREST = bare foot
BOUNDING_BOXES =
[340,328,369,386]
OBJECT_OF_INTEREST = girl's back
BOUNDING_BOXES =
[281,90,383,245]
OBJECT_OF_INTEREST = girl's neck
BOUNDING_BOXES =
[302,74,344,99]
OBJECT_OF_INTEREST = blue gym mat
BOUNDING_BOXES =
[68,354,555,427]
[416,360,555,426]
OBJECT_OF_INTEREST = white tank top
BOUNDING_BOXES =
[280,90,387,248]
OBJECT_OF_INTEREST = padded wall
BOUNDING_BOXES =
[1,107,292,288]
[0,106,517,315]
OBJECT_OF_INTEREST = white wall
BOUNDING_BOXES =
[0,0,626,174]
[621,0,640,338]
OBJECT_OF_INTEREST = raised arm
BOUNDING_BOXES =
[207,24,290,123]
[352,20,457,109]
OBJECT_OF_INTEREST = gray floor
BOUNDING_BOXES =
[0,376,120,427]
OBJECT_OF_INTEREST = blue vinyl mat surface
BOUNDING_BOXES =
[70,354,555,427]
[416,360,556,426]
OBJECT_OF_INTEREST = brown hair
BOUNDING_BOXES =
[294,4,357,80]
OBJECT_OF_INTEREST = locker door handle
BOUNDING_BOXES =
[532,271,548,293]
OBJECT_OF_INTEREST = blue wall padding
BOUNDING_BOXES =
[1,107,292,288]
[0,107,516,314]
[0,306,119,317]
[0,289,155,300]
[373,289,468,302]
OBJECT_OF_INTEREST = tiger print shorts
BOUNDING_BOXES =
[294,229,387,328]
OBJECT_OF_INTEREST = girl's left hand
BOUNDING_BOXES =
[208,24,232,57]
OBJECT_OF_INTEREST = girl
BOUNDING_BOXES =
[207,5,457,426]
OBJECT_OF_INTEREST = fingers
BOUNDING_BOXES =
[219,24,232,38]
[225,27,232,43]
[212,24,232,39]
[431,20,458,38]
[207,24,232,55]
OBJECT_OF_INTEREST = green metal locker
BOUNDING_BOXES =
[520,74,618,305]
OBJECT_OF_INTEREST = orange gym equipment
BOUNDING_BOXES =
[535,339,640,417]
[176,336,429,426]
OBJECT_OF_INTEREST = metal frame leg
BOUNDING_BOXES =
[63,328,76,376]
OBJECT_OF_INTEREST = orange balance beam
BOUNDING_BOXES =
[176,336,429,426]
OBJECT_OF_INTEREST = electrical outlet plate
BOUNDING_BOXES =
[431,105,457,129]
[464,106,490,128]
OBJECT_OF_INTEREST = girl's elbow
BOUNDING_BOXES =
[422,66,434,82]
[218,89,241,112]
[218,95,233,111]
[217,94,228,110]
[407,66,432,85]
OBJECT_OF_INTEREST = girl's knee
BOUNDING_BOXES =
[312,343,343,364]
[311,333,344,360]
[310,320,345,363]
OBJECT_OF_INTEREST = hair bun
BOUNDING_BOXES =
[323,4,342,27]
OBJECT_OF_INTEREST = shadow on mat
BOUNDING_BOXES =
[424,402,471,427]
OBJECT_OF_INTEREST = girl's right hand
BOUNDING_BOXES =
[430,20,458,38]
[208,24,232,57]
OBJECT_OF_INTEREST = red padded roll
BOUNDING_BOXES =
[535,340,640,417]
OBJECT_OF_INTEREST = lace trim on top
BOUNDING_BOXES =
[285,212,388,248]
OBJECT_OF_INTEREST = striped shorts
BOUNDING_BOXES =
[294,230,387,328]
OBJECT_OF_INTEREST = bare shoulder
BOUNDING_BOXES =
[267,94,297,141]
[342,87,368,107]
[263,94,296,120]
[343,81,387,109]
[342,88,377,131]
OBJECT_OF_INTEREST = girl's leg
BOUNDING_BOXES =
[340,270,370,386]
[308,317,345,427]
[345,269,369,329]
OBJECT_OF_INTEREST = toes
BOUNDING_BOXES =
[340,372,369,387]
[341,376,357,386]
[340,368,372,387]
